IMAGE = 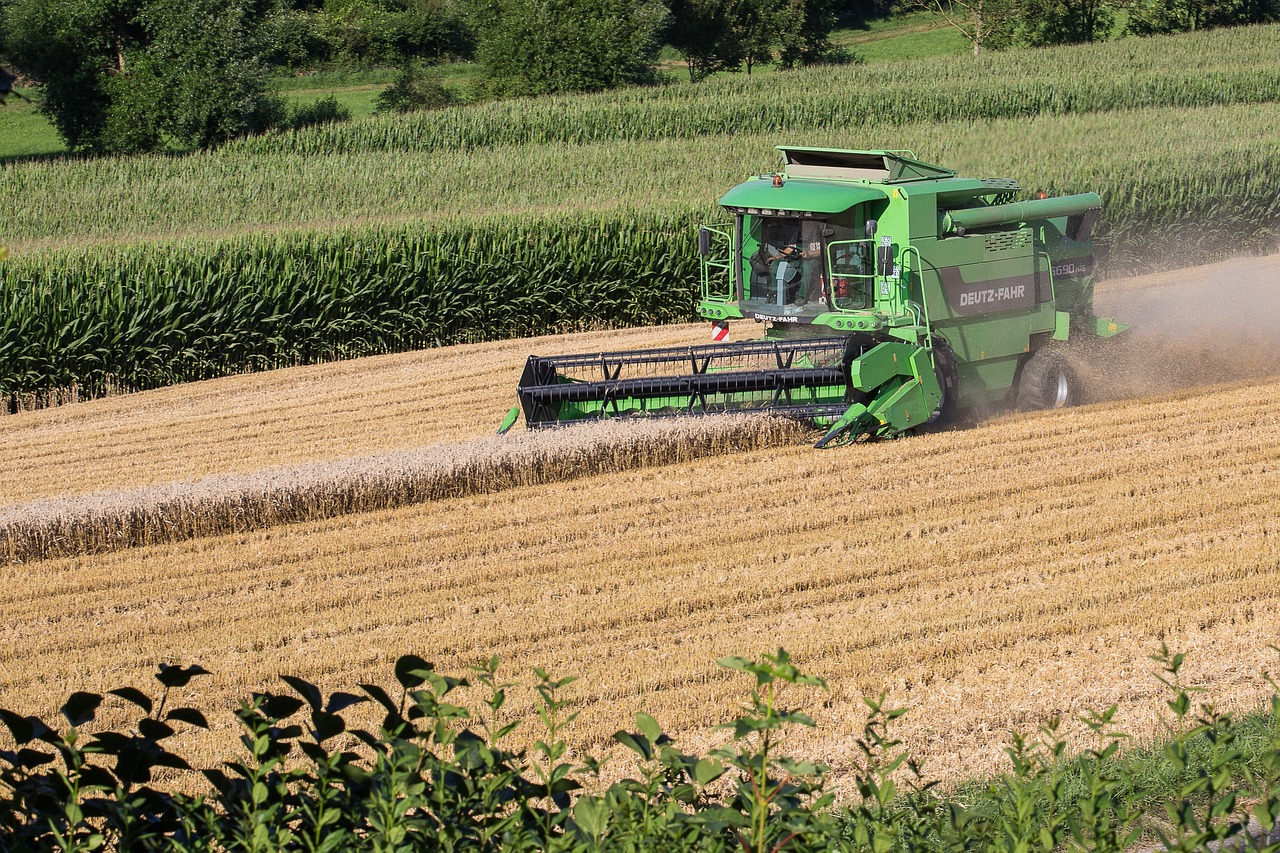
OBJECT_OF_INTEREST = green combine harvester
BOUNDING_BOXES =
[500,148,1127,447]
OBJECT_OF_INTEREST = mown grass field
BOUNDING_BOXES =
[2,257,1278,795]
[833,11,968,61]
[0,97,65,159]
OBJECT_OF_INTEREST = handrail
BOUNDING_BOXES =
[901,244,934,368]
[1033,239,1056,305]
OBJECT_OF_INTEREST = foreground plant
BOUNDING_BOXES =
[0,649,836,851]
[0,646,1277,852]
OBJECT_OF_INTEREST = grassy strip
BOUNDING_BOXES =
[0,414,807,563]
[0,98,66,160]
[841,12,970,62]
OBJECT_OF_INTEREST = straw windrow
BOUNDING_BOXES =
[0,414,807,563]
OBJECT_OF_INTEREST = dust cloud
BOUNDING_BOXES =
[1078,253,1280,402]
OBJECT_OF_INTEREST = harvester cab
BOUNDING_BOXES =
[500,147,1128,446]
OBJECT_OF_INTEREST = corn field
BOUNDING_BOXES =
[5,28,1280,405]
[0,215,702,406]
[9,104,1280,248]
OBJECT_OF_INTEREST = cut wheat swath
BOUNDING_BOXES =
[0,414,806,563]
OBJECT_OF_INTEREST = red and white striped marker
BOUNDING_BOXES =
[711,320,729,342]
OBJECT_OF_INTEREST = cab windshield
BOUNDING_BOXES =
[743,217,826,309]
[739,213,872,312]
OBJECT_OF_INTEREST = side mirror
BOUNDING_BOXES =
[697,227,712,257]
[865,220,878,238]
[821,226,835,238]
[876,236,894,278]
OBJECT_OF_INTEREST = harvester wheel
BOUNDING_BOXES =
[925,336,958,426]
[841,332,879,405]
[1017,346,1080,410]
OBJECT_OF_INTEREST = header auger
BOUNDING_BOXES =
[499,147,1127,446]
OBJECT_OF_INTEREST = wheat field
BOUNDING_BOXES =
[1,254,1278,795]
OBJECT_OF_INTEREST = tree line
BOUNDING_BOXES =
[0,0,1276,155]
[920,0,1278,54]
[0,0,843,153]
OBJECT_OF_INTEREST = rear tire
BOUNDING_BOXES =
[1017,346,1080,410]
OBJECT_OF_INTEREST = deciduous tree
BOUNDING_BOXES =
[731,0,782,73]
[137,0,283,148]
[1,0,283,152]
[1019,0,1113,44]
[471,0,668,95]
[2,0,124,149]
[667,0,745,81]
[667,0,839,80]
[909,0,1017,54]
[774,0,837,68]
[1124,0,1279,33]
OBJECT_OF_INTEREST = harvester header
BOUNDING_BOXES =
[501,147,1127,446]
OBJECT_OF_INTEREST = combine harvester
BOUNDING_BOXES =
[499,148,1127,447]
